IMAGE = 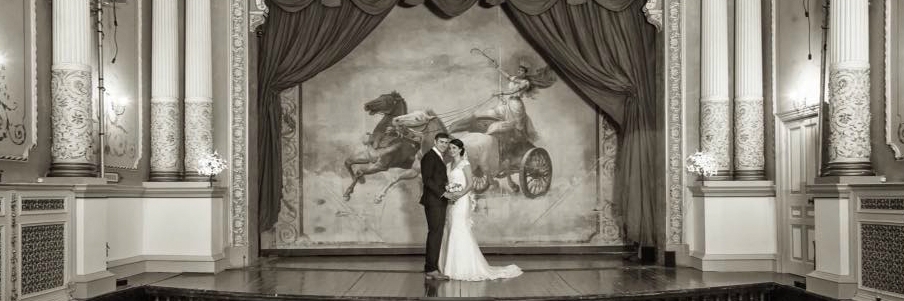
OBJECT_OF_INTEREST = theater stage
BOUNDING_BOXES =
[92,255,835,300]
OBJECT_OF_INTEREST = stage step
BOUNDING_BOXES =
[261,245,636,256]
[90,283,837,301]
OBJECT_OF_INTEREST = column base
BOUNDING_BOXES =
[690,252,777,272]
[704,170,732,181]
[71,270,116,299]
[48,162,96,177]
[823,161,874,176]
[806,270,858,300]
[183,171,212,182]
[149,171,182,182]
[734,170,766,180]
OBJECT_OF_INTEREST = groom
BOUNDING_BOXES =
[420,132,451,280]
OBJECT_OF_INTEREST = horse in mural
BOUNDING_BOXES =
[380,110,553,201]
[342,91,420,201]
[373,110,503,203]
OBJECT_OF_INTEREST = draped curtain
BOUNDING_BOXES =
[257,1,393,230]
[258,0,661,249]
[504,0,661,248]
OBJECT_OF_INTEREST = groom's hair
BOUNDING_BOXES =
[434,132,450,141]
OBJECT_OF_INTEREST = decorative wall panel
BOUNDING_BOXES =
[20,223,65,295]
[860,197,904,211]
[275,87,302,246]
[20,198,65,212]
[98,0,143,169]
[666,0,685,245]
[266,5,618,248]
[885,0,904,160]
[860,223,904,295]
[0,0,37,161]
[1,225,4,301]
[229,0,249,247]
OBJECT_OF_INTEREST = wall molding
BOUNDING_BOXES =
[884,0,904,160]
[0,0,38,161]
[230,0,250,247]
[665,0,686,246]
[108,254,228,278]
[776,105,820,122]
[690,251,777,272]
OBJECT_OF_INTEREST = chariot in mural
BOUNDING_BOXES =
[343,51,557,203]
[343,92,553,203]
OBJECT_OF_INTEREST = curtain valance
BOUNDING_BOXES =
[266,0,639,16]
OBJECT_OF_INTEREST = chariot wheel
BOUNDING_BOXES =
[472,168,491,194]
[519,148,552,198]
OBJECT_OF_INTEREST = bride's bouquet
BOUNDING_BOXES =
[445,183,464,193]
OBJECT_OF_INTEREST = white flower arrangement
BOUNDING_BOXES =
[445,183,463,193]
[197,151,228,176]
[685,151,718,178]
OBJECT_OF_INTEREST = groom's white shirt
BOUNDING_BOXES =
[432,147,443,161]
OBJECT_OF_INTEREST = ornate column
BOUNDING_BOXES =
[700,0,732,180]
[49,0,95,177]
[734,0,765,180]
[150,0,182,181]
[823,0,873,176]
[184,0,213,181]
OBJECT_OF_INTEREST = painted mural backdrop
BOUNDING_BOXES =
[0,0,35,160]
[265,5,621,248]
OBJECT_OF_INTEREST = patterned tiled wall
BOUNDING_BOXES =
[21,198,65,212]
[20,223,65,295]
[860,223,904,295]
[860,197,904,211]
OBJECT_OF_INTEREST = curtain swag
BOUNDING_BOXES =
[266,0,638,16]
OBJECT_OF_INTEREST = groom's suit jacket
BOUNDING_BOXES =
[420,149,448,207]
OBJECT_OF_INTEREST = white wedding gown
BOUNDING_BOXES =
[438,160,522,281]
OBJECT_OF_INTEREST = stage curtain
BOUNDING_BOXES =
[505,0,661,248]
[266,0,635,17]
[257,2,392,231]
[267,0,396,14]
[429,0,480,17]
[503,0,634,15]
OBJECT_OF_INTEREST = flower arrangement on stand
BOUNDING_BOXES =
[685,151,718,178]
[197,151,228,179]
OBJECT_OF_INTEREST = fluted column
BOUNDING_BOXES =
[734,0,765,180]
[701,0,732,180]
[184,0,213,181]
[150,0,182,181]
[823,0,873,176]
[49,0,96,177]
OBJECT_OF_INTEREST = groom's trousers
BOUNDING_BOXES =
[424,204,447,272]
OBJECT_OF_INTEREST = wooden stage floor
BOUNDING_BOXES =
[120,255,805,300]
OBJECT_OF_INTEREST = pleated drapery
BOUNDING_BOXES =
[257,0,661,249]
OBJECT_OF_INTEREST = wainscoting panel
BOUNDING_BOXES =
[0,187,73,301]
[855,191,904,301]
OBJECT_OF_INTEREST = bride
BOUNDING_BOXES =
[438,139,522,281]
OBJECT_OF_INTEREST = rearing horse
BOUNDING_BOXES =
[373,110,503,203]
[371,110,450,203]
[343,91,417,201]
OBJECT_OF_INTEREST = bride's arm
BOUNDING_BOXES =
[453,165,475,199]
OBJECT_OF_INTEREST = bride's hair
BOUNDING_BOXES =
[449,139,465,156]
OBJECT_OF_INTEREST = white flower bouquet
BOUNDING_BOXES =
[685,151,718,178]
[197,151,228,176]
[445,182,463,193]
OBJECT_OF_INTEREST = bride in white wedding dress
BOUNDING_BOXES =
[438,139,522,281]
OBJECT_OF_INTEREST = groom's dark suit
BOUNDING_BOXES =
[420,148,448,273]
